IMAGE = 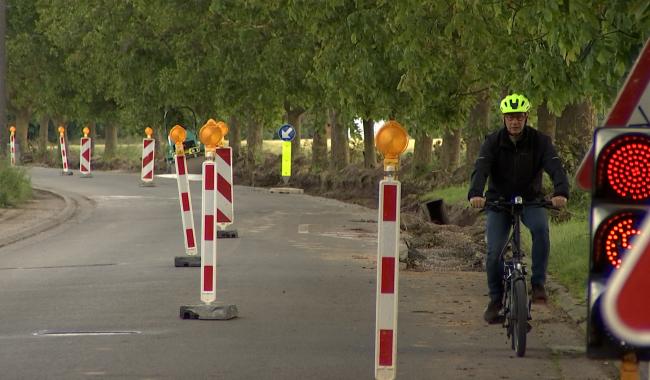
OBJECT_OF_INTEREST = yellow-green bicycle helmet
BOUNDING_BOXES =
[500,93,531,114]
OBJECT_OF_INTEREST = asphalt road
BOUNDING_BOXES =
[0,167,617,379]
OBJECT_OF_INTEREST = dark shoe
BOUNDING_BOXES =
[531,284,548,304]
[483,300,503,324]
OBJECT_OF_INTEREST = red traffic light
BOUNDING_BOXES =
[596,133,650,201]
[593,211,645,274]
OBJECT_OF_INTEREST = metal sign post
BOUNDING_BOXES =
[279,124,295,185]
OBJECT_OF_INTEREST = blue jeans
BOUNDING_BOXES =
[485,207,550,302]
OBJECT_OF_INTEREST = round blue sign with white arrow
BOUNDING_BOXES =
[278,124,296,142]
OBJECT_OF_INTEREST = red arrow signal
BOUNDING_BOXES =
[576,38,650,190]
[603,215,650,345]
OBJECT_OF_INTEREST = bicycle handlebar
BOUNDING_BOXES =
[484,199,557,211]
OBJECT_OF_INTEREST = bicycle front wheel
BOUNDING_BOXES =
[511,278,528,357]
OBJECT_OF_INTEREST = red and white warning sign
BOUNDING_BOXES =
[603,215,650,345]
[216,147,234,227]
[80,137,92,176]
[375,179,400,380]
[576,38,650,190]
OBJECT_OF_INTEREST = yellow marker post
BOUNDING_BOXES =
[9,126,16,166]
[278,124,295,184]
[282,141,292,178]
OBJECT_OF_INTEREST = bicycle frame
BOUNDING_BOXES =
[485,197,552,356]
[495,198,529,327]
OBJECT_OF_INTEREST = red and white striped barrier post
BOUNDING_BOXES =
[215,128,238,238]
[201,156,217,303]
[79,127,92,178]
[9,126,16,166]
[58,126,72,176]
[141,127,155,187]
[180,119,237,320]
[169,125,198,267]
[374,121,408,380]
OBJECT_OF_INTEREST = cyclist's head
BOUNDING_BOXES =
[500,93,531,114]
[500,93,530,136]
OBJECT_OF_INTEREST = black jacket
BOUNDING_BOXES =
[467,126,569,202]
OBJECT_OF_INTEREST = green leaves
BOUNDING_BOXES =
[5,0,650,140]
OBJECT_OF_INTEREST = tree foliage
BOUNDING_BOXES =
[4,0,649,172]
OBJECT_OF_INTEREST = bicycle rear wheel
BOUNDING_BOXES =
[511,278,528,357]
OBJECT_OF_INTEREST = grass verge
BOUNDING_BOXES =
[0,159,32,207]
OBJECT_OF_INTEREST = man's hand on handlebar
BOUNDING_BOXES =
[469,196,486,209]
[551,196,567,208]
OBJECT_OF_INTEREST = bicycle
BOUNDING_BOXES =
[485,197,553,357]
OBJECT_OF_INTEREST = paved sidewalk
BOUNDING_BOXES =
[0,187,76,248]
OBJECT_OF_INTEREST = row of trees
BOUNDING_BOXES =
[1,1,649,176]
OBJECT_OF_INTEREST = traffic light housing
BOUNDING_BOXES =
[588,127,650,358]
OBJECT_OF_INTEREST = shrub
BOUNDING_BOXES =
[0,159,32,207]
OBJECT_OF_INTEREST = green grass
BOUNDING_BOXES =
[419,183,469,205]
[0,159,32,207]
[547,215,589,299]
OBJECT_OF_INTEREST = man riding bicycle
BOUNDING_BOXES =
[467,93,570,324]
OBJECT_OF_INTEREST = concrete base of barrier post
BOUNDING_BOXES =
[217,230,239,239]
[80,173,93,178]
[180,303,238,320]
[139,181,155,187]
[61,171,73,176]
[174,256,201,267]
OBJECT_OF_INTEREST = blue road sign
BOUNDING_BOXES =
[278,124,296,142]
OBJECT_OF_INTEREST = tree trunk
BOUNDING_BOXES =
[0,0,6,156]
[329,109,349,170]
[556,99,595,168]
[412,129,433,176]
[464,92,491,168]
[15,109,30,154]
[245,118,262,169]
[38,115,49,147]
[362,118,376,168]
[104,123,118,158]
[311,112,328,172]
[155,124,166,163]
[537,100,556,142]
[286,105,305,159]
[440,128,461,173]
[229,115,241,162]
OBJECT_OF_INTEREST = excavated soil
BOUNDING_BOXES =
[234,153,487,272]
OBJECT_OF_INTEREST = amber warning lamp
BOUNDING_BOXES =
[375,120,408,178]
[9,126,15,135]
[83,127,90,138]
[199,119,224,159]
[169,125,187,155]
[145,127,153,139]
[58,126,65,137]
